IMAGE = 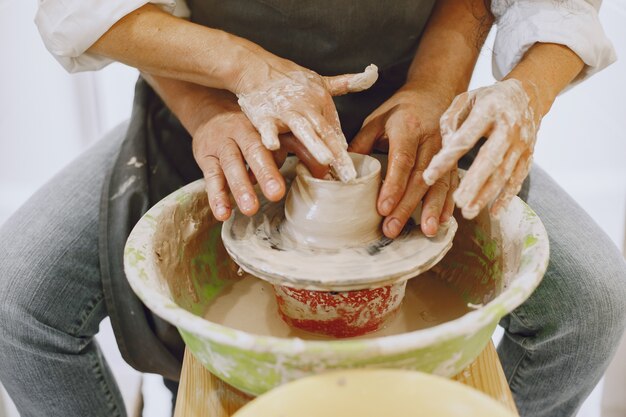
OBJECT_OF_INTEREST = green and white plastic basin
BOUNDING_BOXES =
[124,157,549,396]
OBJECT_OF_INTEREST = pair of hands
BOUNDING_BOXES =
[190,62,378,221]
[193,60,538,238]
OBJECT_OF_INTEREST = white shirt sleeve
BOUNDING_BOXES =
[35,0,190,73]
[490,0,617,84]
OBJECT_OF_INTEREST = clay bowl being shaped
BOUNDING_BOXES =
[124,156,549,396]
[232,369,517,417]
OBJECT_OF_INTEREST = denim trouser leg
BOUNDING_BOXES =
[499,164,626,417]
[0,124,128,417]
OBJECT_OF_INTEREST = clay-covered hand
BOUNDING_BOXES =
[236,64,379,182]
[349,88,459,239]
[423,79,539,219]
[192,90,324,221]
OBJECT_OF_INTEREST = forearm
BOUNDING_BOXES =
[505,43,584,119]
[89,4,283,93]
[404,0,493,101]
[142,73,238,135]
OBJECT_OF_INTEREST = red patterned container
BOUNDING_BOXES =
[274,282,407,338]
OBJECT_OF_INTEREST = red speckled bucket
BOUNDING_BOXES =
[274,282,407,338]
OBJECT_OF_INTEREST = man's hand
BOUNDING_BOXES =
[423,79,539,219]
[349,88,458,239]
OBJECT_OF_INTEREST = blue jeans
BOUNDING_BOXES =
[1,124,625,417]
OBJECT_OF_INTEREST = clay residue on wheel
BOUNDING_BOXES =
[153,191,240,315]
[434,208,503,306]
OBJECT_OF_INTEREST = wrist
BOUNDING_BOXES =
[503,75,552,124]
[145,73,238,135]
[503,43,585,120]
[403,0,492,104]
[199,32,260,94]
[182,90,240,136]
[398,82,457,113]
[218,35,289,95]
[403,52,473,107]
[220,36,304,95]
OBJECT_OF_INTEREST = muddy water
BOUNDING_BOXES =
[203,271,470,341]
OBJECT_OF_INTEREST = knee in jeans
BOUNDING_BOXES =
[0,259,29,348]
[559,253,626,349]
[0,262,41,344]
[0,251,94,352]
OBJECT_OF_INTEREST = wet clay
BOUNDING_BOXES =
[203,270,470,341]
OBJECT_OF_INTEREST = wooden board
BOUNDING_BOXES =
[453,341,518,413]
[173,351,252,417]
[173,341,518,417]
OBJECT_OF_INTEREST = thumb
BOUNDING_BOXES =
[348,116,383,155]
[324,64,379,96]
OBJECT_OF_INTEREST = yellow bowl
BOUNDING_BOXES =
[232,369,517,417]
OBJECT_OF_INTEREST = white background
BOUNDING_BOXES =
[0,0,624,416]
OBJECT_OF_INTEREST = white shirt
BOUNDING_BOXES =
[490,0,616,83]
[35,0,616,82]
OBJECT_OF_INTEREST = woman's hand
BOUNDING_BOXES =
[349,87,459,239]
[235,63,379,182]
[423,79,539,219]
[423,41,585,220]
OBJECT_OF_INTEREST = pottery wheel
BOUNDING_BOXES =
[222,157,457,291]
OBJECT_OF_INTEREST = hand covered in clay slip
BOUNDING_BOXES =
[423,79,539,219]
[349,88,459,239]
[192,90,328,221]
[236,64,379,182]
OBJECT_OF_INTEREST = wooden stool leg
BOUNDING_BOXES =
[453,341,518,415]
[174,349,251,417]
[174,340,518,417]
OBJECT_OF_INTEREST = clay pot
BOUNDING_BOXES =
[281,153,383,249]
[275,154,404,338]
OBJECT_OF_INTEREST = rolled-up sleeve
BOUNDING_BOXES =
[35,0,188,73]
[491,0,616,83]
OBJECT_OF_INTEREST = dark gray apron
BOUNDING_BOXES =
[99,0,436,380]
